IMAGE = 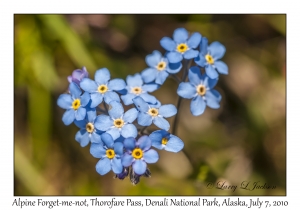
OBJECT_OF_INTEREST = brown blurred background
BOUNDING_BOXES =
[14,14,286,195]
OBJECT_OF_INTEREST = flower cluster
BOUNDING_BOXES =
[57,27,228,184]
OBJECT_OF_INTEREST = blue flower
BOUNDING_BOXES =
[160,28,201,63]
[133,96,177,131]
[80,68,126,108]
[121,136,159,175]
[195,37,228,79]
[57,82,90,125]
[74,108,103,147]
[177,66,221,116]
[94,101,138,140]
[149,130,184,153]
[67,66,89,85]
[120,73,159,105]
[90,133,124,175]
[141,51,182,85]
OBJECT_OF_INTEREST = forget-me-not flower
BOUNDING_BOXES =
[90,133,123,175]
[149,130,184,153]
[141,50,182,85]
[80,68,126,108]
[122,136,159,175]
[133,96,177,131]
[95,101,138,140]
[195,37,228,79]
[67,66,89,85]
[120,73,159,105]
[160,28,201,63]
[57,82,90,125]
[74,108,103,147]
[177,66,221,116]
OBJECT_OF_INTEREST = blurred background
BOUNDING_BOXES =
[14,14,286,195]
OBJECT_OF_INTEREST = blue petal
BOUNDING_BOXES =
[62,109,75,125]
[167,62,182,74]
[121,124,137,138]
[101,133,114,148]
[133,96,149,112]
[106,128,121,140]
[86,109,97,123]
[137,135,151,151]
[90,143,106,158]
[188,66,201,86]
[91,132,102,144]
[69,82,82,98]
[160,37,176,51]
[104,91,120,104]
[80,78,98,93]
[153,117,170,131]
[167,51,182,63]
[173,28,188,43]
[78,132,90,147]
[194,55,206,67]
[75,107,86,121]
[108,78,126,91]
[111,158,123,174]
[94,115,113,131]
[205,65,219,79]
[126,73,144,87]
[132,160,146,175]
[187,32,201,48]
[149,130,164,149]
[95,158,111,175]
[143,149,159,163]
[200,37,208,55]
[80,92,90,107]
[90,92,103,108]
[209,41,226,60]
[165,135,184,153]
[211,89,222,101]
[142,84,159,92]
[140,93,157,104]
[177,82,196,99]
[94,68,110,84]
[121,93,135,105]
[123,137,136,151]
[141,68,157,83]
[145,51,162,68]
[137,112,152,126]
[123,108,138,123]
[74,119,86,129]
[122,153,134,167]
[114,142,123,156]
[214,61,228,75]
[155,71,169,85]
[183,49,199,59]
[159,104,177,118]
[57,94,72,109]
[205,90,221,109]
[75,129,85,143]
[108,101,124,119]
[207,77,219,89]
[190,95,206,116]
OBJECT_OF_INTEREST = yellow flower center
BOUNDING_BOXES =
[106,149,115,159]
[114,118,124,128]
[72,99,81,110]
[132,148,143,159]
[148,108,159,117]
[156,61,167,71]
[176,43,188,53]
[197,85,206,96]
[131,87,142,95]
[98,85,108,94]
[86,122,94,133]
[161,137,168,145]
[205,54,214,65]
